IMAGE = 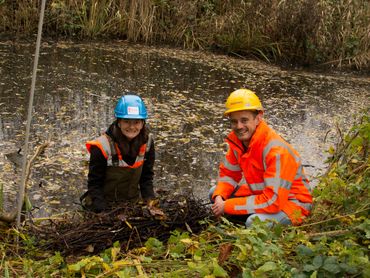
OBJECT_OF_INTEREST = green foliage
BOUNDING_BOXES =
[314,110,370,223]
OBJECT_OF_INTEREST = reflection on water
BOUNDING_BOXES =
[0,41,369,217]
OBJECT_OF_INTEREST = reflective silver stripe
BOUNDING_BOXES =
[135,156,144,163]
[234,193,278,212]
[240,176,246,185]
[276,153,281,177]
[295,164,312,193]
[254,193,278,209]
[264,177,292,190]
[96,135,111,156]
[262,140,300,171]
[218,176,239,188]
[233,149,238,160]
[96,135,113,165]
[118,160,129,167]
[249,182,265,191]
[235,195,256,213]
[290,199,312,211]
[222,159,241,171]
[303,179,311,193]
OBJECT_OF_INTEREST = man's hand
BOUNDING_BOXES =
[212,195,225,218]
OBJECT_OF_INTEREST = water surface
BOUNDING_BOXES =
[0,41,369,216]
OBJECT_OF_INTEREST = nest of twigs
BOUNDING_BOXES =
[28,195,211,256]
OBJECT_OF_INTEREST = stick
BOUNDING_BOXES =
[307,229,350,238]
[0,142,49,224]
[16,0,47,229]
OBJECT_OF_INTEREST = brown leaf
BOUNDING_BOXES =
[218,243,233,265]
[148,206,166,217]
[85,244,94,253]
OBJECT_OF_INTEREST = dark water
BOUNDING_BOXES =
[0,41,369,217]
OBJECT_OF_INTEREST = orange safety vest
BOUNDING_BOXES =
[86,134,147,168]
[212,120,312,224]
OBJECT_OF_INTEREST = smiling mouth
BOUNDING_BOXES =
[236,130,248,136]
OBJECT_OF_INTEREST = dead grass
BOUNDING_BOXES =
[0,0,369,69]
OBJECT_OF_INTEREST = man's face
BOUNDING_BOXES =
[229,110,262,146]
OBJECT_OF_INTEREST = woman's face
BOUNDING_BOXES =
[118,119,144,141]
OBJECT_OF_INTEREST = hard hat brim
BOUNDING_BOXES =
[224,106,263,115]
[116,115,147,119]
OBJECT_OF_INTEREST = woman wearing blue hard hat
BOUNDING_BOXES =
[82,94,155,213]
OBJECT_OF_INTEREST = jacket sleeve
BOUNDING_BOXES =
[87,145,107,211]
[212,146,247,200]
[139,139,155,200]
[224,146,298,215]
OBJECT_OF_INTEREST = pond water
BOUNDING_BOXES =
[0,40,369,217]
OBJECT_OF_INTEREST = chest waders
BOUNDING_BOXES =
[103,135,146,202]
[103,163,143,202]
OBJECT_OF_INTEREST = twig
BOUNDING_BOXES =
[0,142,49,224]
[24,142,49,186]
[323,129,331,143]
[307,229,350,238]
[292,206,370,229]
[349,162,369,176]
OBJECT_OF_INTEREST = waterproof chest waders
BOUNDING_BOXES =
[103,165,143,202]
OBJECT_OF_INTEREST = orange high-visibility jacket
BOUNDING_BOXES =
[212,120,312,224]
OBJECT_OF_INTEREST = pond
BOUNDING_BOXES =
[0,40,369,217]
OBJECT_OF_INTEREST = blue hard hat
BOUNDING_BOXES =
[114,95,148,119]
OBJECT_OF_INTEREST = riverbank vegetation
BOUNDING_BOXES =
[0,0,369,70]
[0,109,369,277]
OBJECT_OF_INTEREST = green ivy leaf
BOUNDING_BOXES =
[303,264,318,272]
[322,263,340,274]
[212,260,228,277]
[256,261,277,274]
[339,263,357,274]
[312,255,323,268]
[296,245,314,257]
[356,219,370,238]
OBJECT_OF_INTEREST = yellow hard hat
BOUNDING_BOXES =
[224,89,263,115]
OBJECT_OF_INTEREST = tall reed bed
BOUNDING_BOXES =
[0,0,369,69]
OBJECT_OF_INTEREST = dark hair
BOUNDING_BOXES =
[251,110,261,118]
[111,120,149,157]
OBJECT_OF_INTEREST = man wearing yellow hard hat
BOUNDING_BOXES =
[210,89,312,227]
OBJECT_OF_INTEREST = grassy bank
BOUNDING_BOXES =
[0,109,369,277]
[0,0,369,69]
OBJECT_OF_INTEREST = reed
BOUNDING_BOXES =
[314,0,370,69]
[0,0,369,69]
[0,0,39,36]
[127,0,155,42]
